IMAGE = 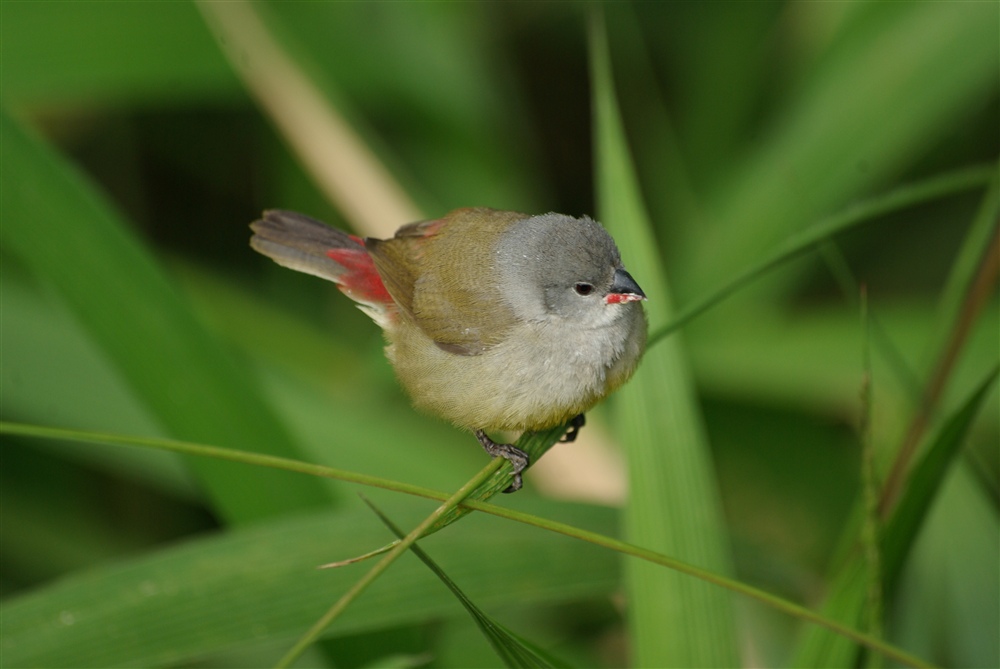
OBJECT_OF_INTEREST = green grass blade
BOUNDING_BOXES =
[428,424,570,531]
[876,165,998,517]
[1,1,237,105]
[882,367,999,584]
[273,425,594,666]
[683,1,999,296]
[0,111,336,522]
[858,290,885,667]
[650,164,995,345]
[792,366,998,667]
[929,165,1000,376]
[0,499,617,668]
[363,497,570,669]
[589,14,738,667]
[1,421,934,667]
[318,425,573,565]
[276,462,502,667]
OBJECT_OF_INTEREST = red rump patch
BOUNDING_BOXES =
[325,246,393,305]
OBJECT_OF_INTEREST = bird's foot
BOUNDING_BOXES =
[474,430,530,493]
[560,413,586,443]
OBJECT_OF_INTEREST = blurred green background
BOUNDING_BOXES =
[2,2,997,668]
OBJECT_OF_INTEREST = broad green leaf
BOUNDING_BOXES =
[590,14,738,668]
[683,1,998,298]
[1,1,238,105]
[0,420,937,668]
[1,267,194,496]
[1,500,618,668]
[0,111,336,523]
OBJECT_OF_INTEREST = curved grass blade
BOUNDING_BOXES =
[792,366,998,667]
[322,423,572,567]
[1,420,933,668]
[276,424,589,667]
[430,424,570,529]
[0,111,335,523]
[275,461,504,668]
[683,1,998,292]
[649,164,994,346]
[882,366,998,586]
[363,496,570,669]
[878,169,1000,516]
[0,498,617,668]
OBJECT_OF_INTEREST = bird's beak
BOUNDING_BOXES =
[605,268,646,304]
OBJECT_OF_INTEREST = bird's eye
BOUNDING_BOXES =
[574,282,594,296]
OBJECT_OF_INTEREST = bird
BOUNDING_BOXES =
[250,207,647,492]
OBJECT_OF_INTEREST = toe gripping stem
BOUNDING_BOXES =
[474,430,529,494]
[561,413,586,443]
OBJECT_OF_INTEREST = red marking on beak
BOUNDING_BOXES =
[605,292,646,304]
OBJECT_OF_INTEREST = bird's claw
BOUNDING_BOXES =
[474,430,530,493]
[560,413,586,443]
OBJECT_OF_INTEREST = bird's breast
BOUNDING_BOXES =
[385,304,645,432]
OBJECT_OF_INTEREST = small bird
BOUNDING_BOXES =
[250,207,647,492]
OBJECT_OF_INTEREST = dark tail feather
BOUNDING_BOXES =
[250,210,364,284]
[250,210,396,326]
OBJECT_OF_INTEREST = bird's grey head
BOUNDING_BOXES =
[495,213,645,327]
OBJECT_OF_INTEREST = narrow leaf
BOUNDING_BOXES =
[792,367,998,666]
[363,497,570,669]
[683,1,998,296]
[651,164,994,345]
[0,501,617,668]
[589,13,739,667]
[2,421,934,667]
[0,111,336,522]
[858,289,884,667]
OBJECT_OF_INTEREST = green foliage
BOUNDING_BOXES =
[591,15,738,667]
[2,2,997,667]
[363,496,572,669]
[2,496,617,668]
[2,113,336,523]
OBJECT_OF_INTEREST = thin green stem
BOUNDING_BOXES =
[818,241,923,404]
[275,458,501,668]
[859,287,884,668]
[649,164,994,346]
[3,421,932,668]
[0,421,446,500]
[484,502,928,669]
[878,214,1000,517]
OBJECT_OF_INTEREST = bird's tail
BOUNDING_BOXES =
[250,210,397,327]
